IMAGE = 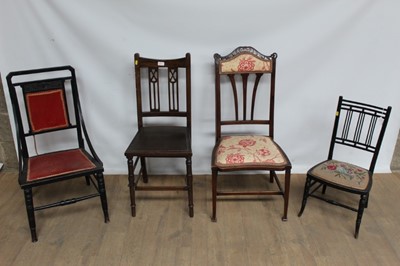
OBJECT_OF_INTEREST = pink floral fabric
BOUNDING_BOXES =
[215,135,287,167]
[310,159,370,190]
[220,54,272,74]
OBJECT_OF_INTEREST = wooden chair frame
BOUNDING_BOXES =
[298,96,391,238]
[124,53,193,217]
[211,46,292,222]
[6,66,109,242]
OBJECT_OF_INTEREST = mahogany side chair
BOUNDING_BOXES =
[211,46,292,222]
[6,66,109,242]
[124,53,193,217]
[298,96,391,238]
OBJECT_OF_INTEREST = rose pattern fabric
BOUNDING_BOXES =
[215,135,287,167]
[238,57,256,71]
[220,54,272,73]
[311,159,369,190]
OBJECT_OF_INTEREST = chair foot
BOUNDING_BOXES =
[104,212,110,223]
[31,230,38,242]
[189,206,194,218]
[298,204,306,217]
[281,216,288,222]
[131,206,136,217]
[211,216,217,222]
[298,176,311,217]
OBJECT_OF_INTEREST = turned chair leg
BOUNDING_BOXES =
[186,157,194,217]
[355,194,367,239]
[127,158,136,217]
[24,188,37,242]
[96,173,110,222]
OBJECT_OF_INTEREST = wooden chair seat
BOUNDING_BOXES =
[309,159,370,191]
[214,135,288,168]
[127,126,191,156]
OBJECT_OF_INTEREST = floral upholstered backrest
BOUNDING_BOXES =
[216,46,276,74]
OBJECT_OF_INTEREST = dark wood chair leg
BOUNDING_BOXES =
[186,157,194,217]
[85,175,91,186]
[322,184,327,194]
[282,168,291,221]
[24,188,37,242]
[269,170,274,183]
[211,169,217,222]
[96,173,110,222]
[355,194,367,239]
[127,158,136,217]
[140,157,148,183]
[365,193,370,209]
[298,176,311,217]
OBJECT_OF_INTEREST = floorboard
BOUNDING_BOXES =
[0,171,399,265]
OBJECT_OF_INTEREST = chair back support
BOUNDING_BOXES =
[6,66,94,160]
[214,46,277,141]
[134,53,191,130]
[329,96,392,173]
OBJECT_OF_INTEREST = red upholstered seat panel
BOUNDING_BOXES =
[27,149,96,181]
[26,89,69,133]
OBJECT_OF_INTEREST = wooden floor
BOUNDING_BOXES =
[1,171,400,265]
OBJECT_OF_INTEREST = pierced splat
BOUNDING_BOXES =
[227,73,264,121]
[144,66,182,114]
[168,67,179,112]
[148,68,160,112]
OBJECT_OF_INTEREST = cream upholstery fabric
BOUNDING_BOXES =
[220,54,272,74]
[215,135,287,167]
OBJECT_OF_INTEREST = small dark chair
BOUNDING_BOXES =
[6,66,109,242]
[298,96,391,238]
[124,53,193,217]
[211,46,292,222]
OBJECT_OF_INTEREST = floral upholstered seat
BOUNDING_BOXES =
[310,160,370,191]
[215,135,288,168]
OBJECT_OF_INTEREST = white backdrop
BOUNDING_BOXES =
[1,0,399,174]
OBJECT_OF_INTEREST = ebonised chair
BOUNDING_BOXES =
[298,96,391,238]
[124,53,193,217]
[211,46,292,222]
[6,66,109,242]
